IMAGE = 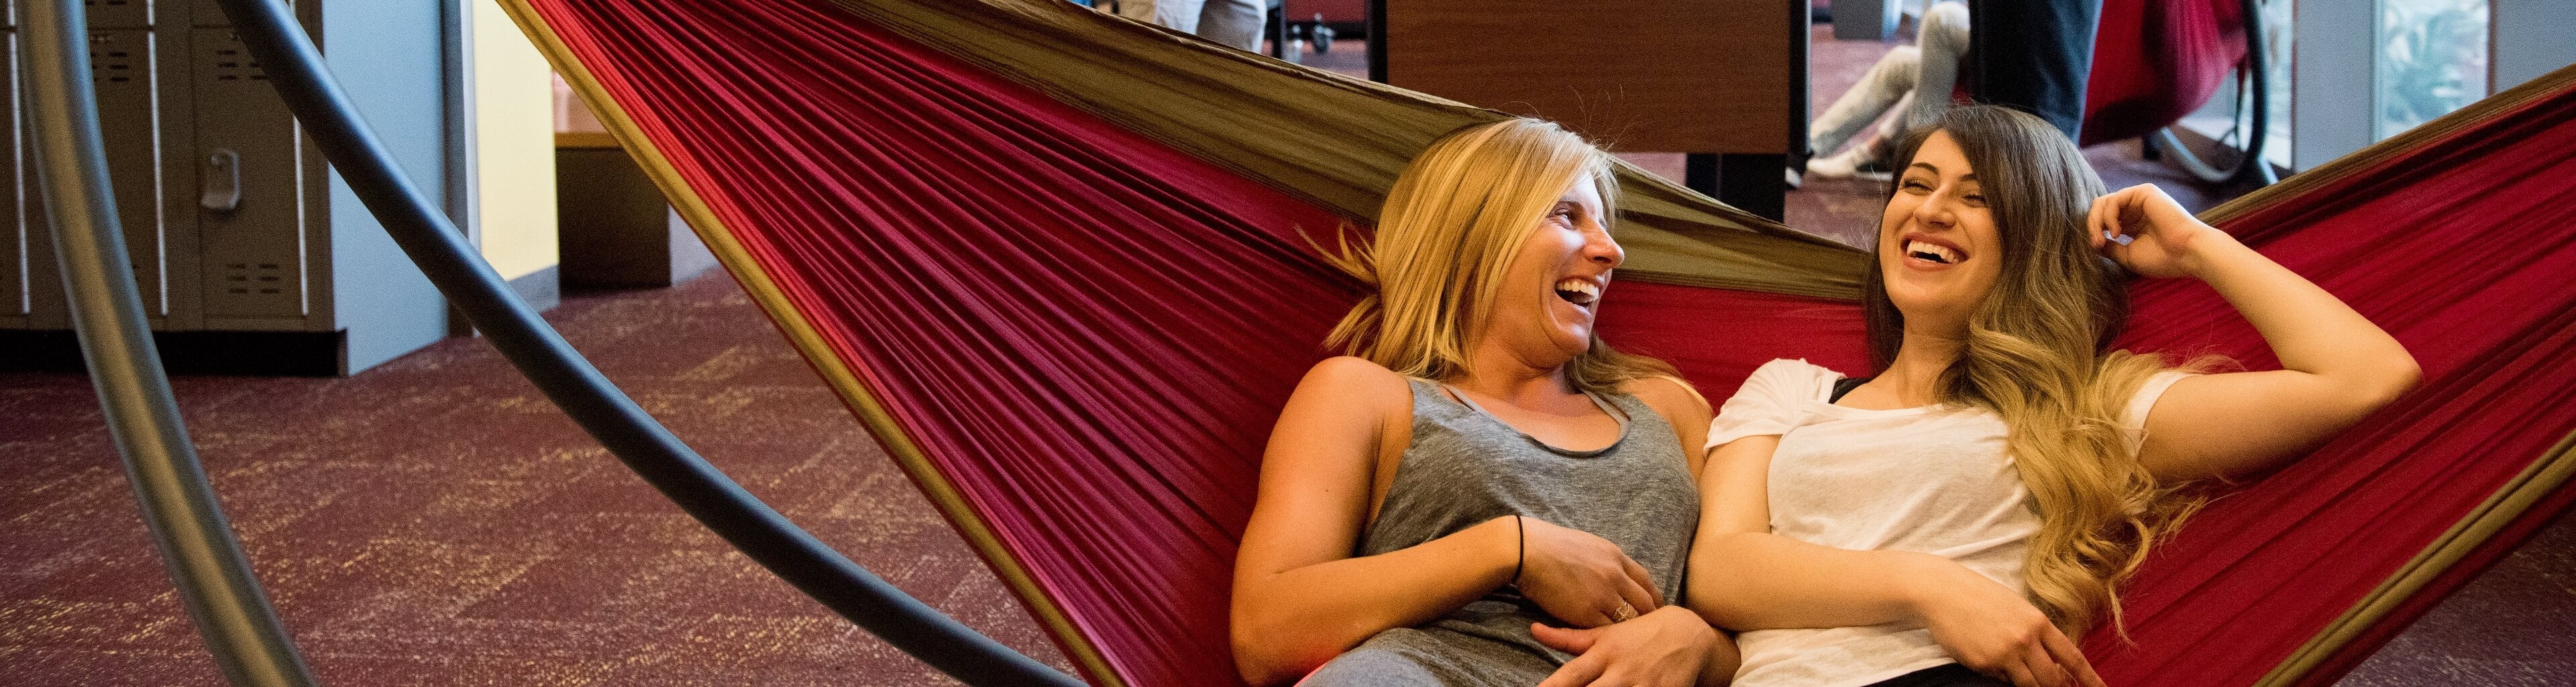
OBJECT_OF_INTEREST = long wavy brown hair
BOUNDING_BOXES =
[1863,106,2212,638]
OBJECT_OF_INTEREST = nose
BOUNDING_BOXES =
[1584,224,1625,268]
[1911,186,1959,230]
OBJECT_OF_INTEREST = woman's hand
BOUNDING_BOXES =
[1531,606,1733,687]
[1911,564,2107,687]
[1517,517,1665,628]
[2088,183,2241,280]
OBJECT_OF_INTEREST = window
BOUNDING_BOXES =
[2375,0,2489,139]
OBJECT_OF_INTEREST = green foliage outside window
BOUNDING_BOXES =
[2376,0,2489,140]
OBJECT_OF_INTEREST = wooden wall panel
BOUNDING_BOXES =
[1384,0,1791,154]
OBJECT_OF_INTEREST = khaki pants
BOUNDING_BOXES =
[1809,1,1971,157]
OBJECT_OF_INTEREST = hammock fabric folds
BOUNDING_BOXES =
[498,1,2576,685]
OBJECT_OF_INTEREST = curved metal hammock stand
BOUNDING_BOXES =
[34,0,1080,684]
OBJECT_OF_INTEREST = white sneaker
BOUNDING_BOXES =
[1807,138,1894,181]
[1806,146,1868,179]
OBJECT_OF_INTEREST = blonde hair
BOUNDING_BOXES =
[1320,118,1674,394]
[1867,107,2215,639]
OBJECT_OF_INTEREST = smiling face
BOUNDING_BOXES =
[1878,130,2005,337]
[1331,117,1672,390]
[1484,170,1621,364]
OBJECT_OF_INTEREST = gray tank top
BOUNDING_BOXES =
[1339,378,1700,680]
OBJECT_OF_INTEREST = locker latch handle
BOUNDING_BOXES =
[201,149,241,211]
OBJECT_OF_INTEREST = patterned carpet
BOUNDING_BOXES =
[0,274,1072,686]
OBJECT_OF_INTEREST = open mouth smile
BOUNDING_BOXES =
[1553,278,1601,309]
[1902,236,1967,266]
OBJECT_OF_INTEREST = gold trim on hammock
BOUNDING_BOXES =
[2251,429,2576,687]
[2225,64,2576,687]
[490,3,1126,686]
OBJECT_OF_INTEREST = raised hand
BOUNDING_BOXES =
[1913,563,2108,687]
[1531,606,1731,687]
[1515,517,1664,629]
[2087,183,2240,280]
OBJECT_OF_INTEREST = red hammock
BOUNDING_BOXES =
[502,1,2576,685]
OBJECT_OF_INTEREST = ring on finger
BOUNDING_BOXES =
[1613,605,1636,623]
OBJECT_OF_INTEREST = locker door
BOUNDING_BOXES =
[89,28,176,323]
[85,0,154,30]
[0,23,67,329]
[0,15,12,326]
[0,1,191,331]
[191,28,305,325]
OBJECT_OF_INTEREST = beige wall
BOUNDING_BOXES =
[474,0,558,281]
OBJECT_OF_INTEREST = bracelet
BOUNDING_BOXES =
[1511,515,1525,587]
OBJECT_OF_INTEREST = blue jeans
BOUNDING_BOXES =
[1964,0,2104,142]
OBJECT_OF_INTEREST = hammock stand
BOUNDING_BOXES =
[19,1,317,684]
[44,0,1083,684]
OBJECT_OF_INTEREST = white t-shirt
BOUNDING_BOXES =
[1703,359,2187,687]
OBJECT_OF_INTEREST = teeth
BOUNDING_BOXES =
[1906,240,1962,264]
[1554,278,1601,305]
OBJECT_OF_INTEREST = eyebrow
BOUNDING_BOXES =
[1907,162,1978,180]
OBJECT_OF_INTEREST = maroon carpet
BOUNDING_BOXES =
[0,274,1072,686]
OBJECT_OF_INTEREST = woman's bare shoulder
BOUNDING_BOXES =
[1296,356,1415,409]
[1304,356,1407,386]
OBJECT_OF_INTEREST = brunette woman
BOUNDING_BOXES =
[1688,106,2417,687]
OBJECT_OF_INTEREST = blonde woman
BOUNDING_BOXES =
[1231,119,1735,687]
[1688,105,2419,687]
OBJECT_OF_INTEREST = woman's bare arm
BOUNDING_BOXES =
[1231,357,1521,684]
[2090,184,2421,482]
[1685,436,1954,631]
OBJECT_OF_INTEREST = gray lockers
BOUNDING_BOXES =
[0,0,450,375]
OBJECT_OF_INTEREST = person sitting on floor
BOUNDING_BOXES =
[1807,1,1970,180]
